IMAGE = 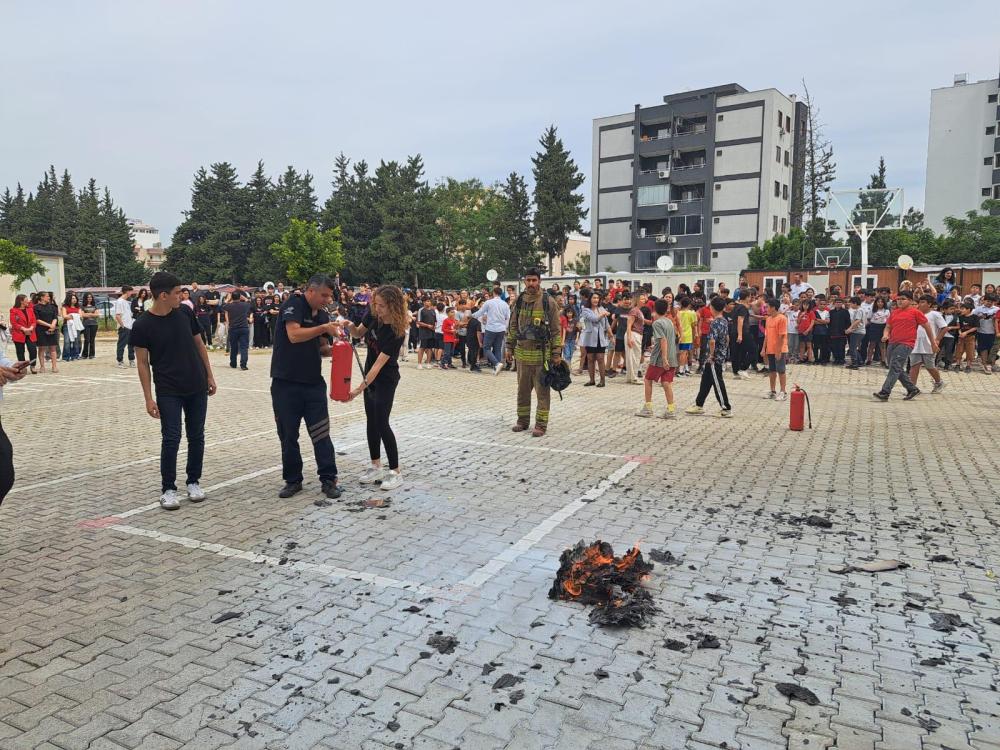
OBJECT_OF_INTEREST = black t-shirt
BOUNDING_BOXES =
[418,307,437,336]
[614,305,630,339]
[270,295,331,385]
[361,311,404,382]
[727,303,750,338]
[224,300,252,330]
[130,306,207,397]
[203,290,221,318]
[196,301,212,321]
[829,307,851,337]
[959,314,978,334]
[466,315,482,340]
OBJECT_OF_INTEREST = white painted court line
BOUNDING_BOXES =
[107,523,442,598]
[114,440,367,520]
[406,434,628,459]
[458,460,643,589]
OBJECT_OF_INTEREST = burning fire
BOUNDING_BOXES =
[549,540,658,627]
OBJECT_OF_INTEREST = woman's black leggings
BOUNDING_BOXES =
[82,327,97,358]
[364,378,399,470]
[14,340,37,366]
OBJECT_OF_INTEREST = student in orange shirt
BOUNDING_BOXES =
[761,298,788,401]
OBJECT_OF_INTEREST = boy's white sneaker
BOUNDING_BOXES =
[777,391,787,401]
[659,409,676,419]
[160,490,180,510]
[186,483,206,502]
[634,406,654,418]
[719,409,733,418]
[359,466,385,484]
[494,362,503,375]
[380,470,403,490]
[685,405,705,415]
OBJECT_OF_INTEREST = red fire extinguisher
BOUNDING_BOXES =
[329,340,355,402]
[789,385,811,431]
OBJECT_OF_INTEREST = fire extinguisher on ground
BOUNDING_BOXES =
[789,385,812,431]
[330,339,364,402]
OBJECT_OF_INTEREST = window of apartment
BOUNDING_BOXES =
[713,216,720,224]
[674,248,701,267]
[772,215,779,232]
[995,185,1000,200]
[785,115,791,132]
[763,276,787,297]
[777,111,783,127]
[784,150,790,166]
[637,184,670,206]
[984,187,993,197]
[783,184,789,200]
[781,217,787,233]
[715,183,722,191]
[987,126,996,135]
[669,215,703,236]
[775,146,781,163]
[697,277,717,295]
[716,149,723,156]
[774,181,781,197]
[717,114,724,121]
[989,93,998,103]
[986,157,995,166]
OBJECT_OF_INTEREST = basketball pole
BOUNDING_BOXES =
[860,222,869,290]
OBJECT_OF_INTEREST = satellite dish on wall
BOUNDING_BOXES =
[656,255,674,272]
[897,255,914,271]
[486,269,499,282]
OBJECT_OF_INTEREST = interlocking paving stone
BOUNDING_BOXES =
[2,351,1000,748]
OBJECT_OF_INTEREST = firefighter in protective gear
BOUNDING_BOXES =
[505,268,562,436]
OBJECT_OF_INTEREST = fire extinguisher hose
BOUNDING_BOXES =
[800,386,812,429]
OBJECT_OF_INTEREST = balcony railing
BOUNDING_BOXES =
[674,124,707,136]
[672,161,706,171]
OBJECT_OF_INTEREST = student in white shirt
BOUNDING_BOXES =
[908,296,946,391]
[114,286,136,368]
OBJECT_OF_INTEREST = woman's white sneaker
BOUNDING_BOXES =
[187,483,206,502]
[359,466,385,484]
[160,490,180,510]
[380,470,403,490]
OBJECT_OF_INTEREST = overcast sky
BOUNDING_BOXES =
[2,1,997,242]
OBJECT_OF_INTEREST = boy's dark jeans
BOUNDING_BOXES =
[157,391,207,492]
[116,327,134,362]
[830,336,846,364]
[441,341,454,366]
[229,327,249,367]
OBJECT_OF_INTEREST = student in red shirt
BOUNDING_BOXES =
[440,307,458,370]
[796,298,816,364]
[874,290,936,401]
[696,299,714,372]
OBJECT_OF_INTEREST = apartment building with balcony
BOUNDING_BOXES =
[590,83,807,274]
[924,71,1000,235]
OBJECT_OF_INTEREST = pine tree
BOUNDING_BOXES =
[167,162,244,282]
[531,126,587,273]
[494,171,540,278]
[70,179,103,287]
[243,161,285,284]
[51,169,78,260]
[372,155,441,287]
[275,166,318,224]
[0,188,16,240]
[801,81,837,246]
[101,188,149,285]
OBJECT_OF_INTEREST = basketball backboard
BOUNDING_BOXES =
[824,188,904,236]
[814,246,851,269]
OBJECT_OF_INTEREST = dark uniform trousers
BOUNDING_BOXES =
[270,379,338,485]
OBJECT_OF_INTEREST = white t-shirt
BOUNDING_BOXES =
[849,307,867,336]
[913,310,946,354]
[113,297,134,330]
[790,282,814,300]
[434,309,446,334]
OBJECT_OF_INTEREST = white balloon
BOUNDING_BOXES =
[897,255,914,270]
[656,255,674,272]
[486,269,498,282]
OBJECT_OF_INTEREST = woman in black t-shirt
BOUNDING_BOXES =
[344,285,406,491]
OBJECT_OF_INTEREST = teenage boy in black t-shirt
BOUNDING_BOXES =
[131,272,217,511]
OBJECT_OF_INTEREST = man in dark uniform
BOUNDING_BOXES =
[270,274,344,500]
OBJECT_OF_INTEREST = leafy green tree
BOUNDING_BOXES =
[568,251,591,275]
[270,218,344,284]
[532,126,586,273]
[931,199,1000,263]
[0,238,45,289]
[746,227,815,270]
[372,156,441,287]
[433,178,504,288]
[322,155,384,285]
